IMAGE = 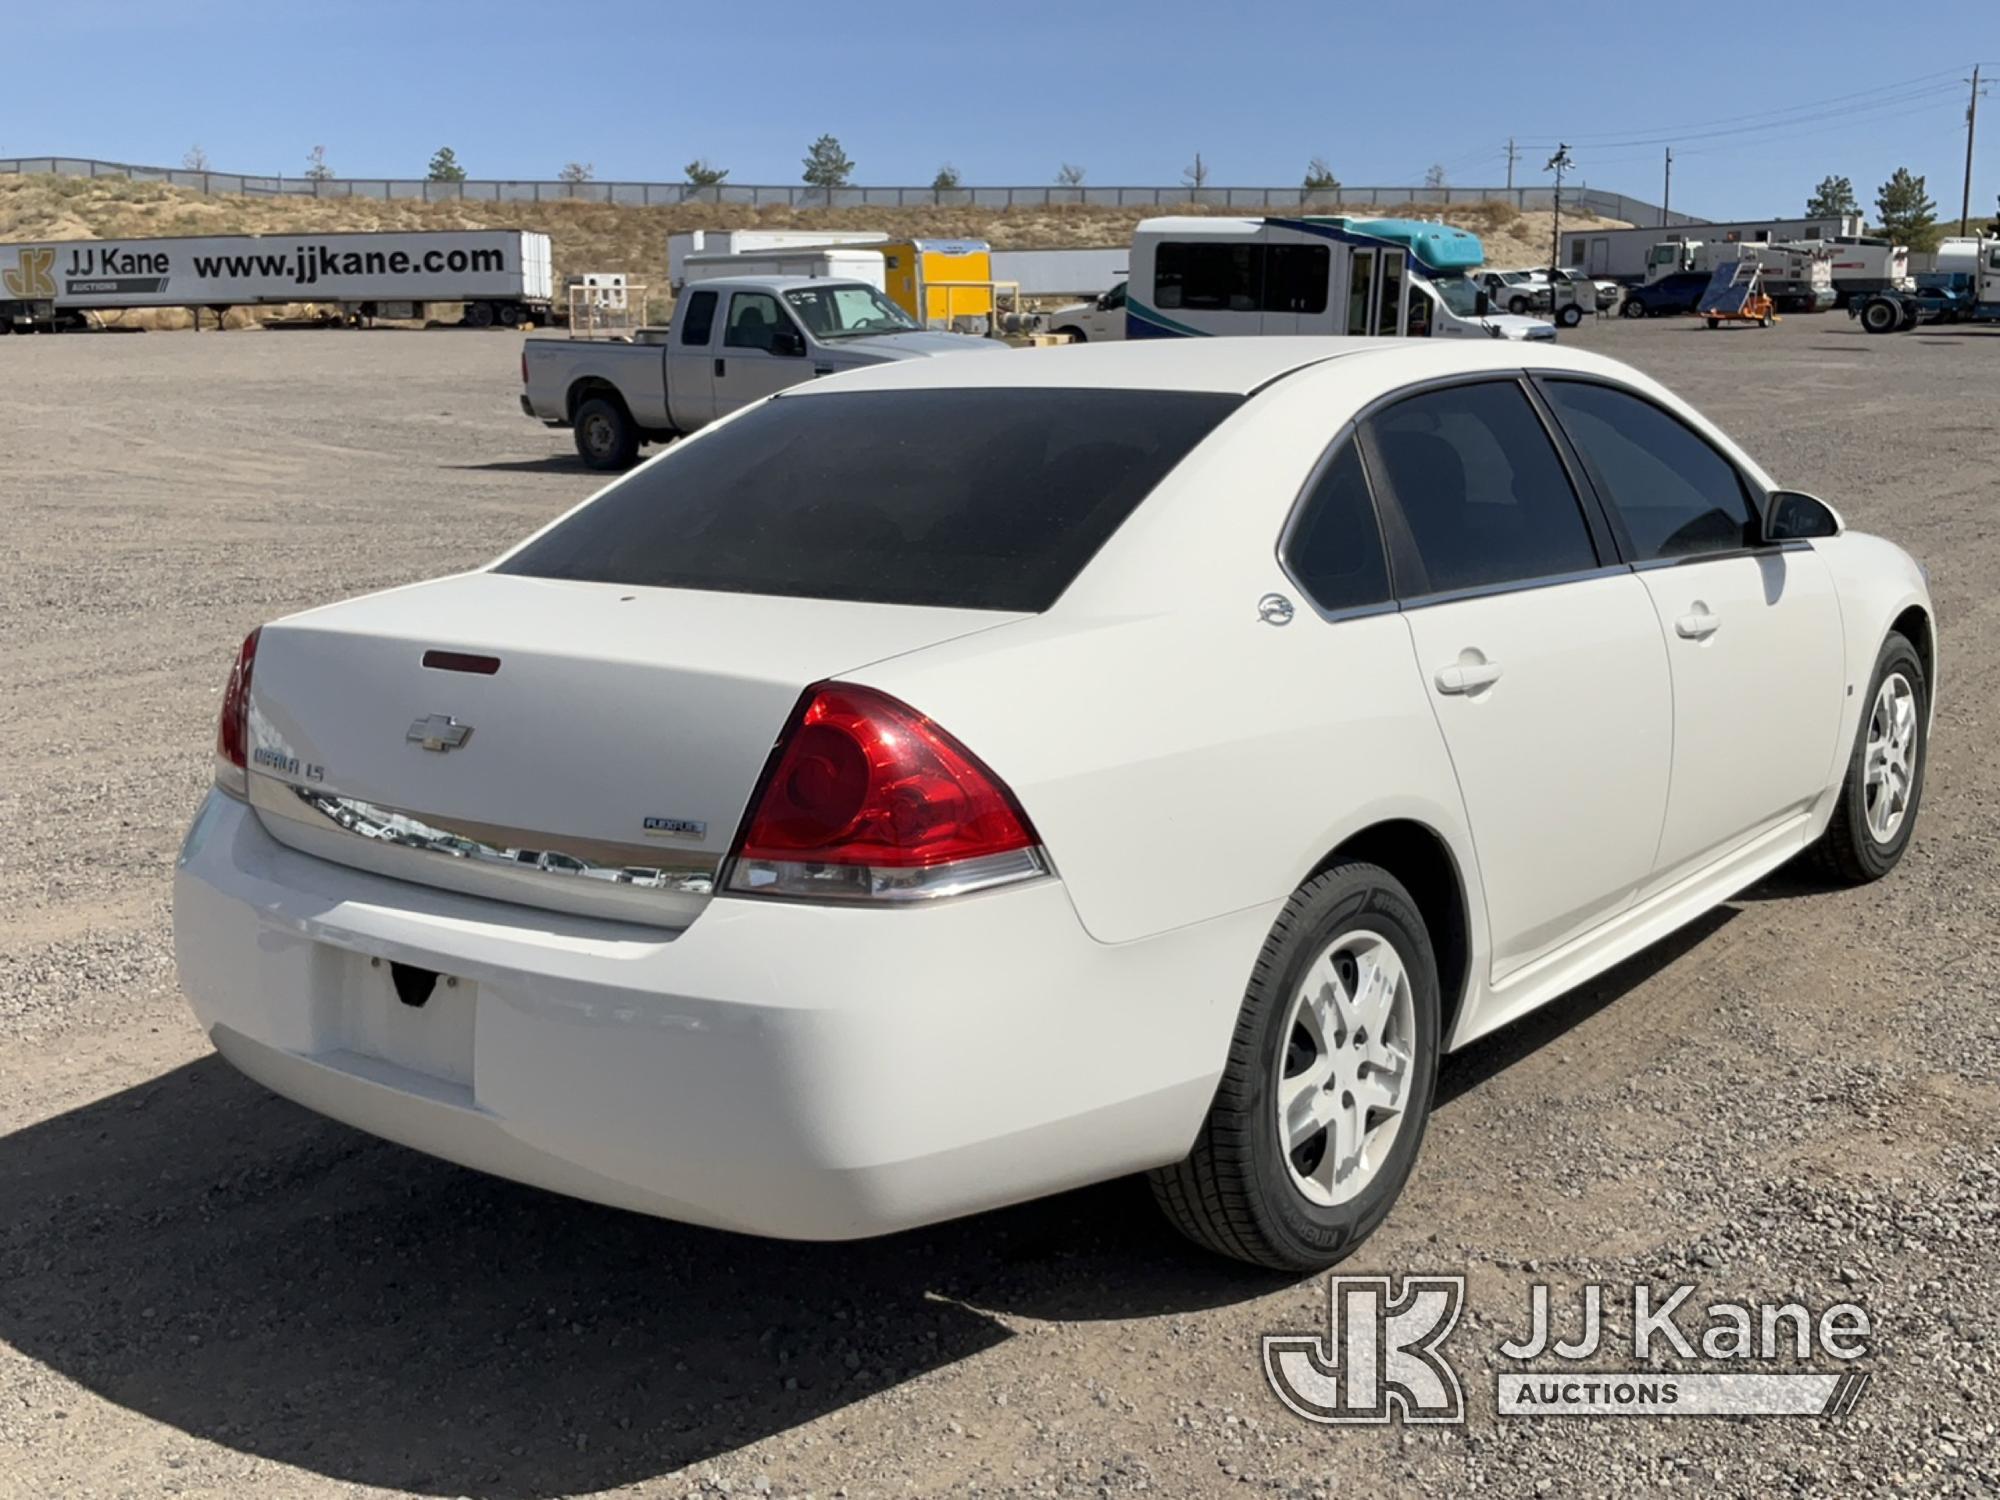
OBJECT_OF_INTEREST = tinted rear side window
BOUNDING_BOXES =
[1366,380,1599,595]
[499,388,1243,612]
[1283,440,1390,613]
[679,290,717,346]
[1539,380,1758,560]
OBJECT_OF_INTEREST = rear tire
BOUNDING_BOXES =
[572,395,638,471]
[497,302,523,328]
[1557,304,1583,328]
[465,300,496,329]
[1149,862,1440,1272]
[1812,634,1927,884]
[1860,298,1901,334]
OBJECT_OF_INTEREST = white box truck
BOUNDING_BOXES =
[667,229,889,289]
[681,246,887,292]
[0,229,553,331]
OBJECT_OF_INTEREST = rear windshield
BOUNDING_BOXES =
[498,387,1242,611]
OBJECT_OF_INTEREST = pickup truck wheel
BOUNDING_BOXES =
[1860,298,1901,334]
[1507,295,1530,315]
[1054,325,1086,344]
[1621,298,1647,319]
[573,396,638,471]
[1557,304,1583,328]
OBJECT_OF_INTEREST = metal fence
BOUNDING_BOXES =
[0,156,1704,227]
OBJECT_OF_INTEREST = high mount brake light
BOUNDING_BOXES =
[726,682,1049,904]
[214,627,262,798]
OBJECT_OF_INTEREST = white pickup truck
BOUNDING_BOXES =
[521,274,1002,469]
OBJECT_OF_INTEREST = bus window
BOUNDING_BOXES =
[1374,251,1405,336]
[1405,285,1433,337]
[1346,250,1375,335]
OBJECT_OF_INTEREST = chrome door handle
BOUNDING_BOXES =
[1435,660,1503,695]
[1675,609,1720,640]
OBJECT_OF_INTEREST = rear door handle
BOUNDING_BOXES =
[1435,660,1503,695]
[714,358,726,378]
[1675,608,1720,640]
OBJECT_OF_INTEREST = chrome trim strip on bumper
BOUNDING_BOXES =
[247,773,716,931]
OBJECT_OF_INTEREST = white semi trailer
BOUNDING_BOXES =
[0,229,554,331]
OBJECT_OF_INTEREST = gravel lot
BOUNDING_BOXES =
[2,315,1996,1499]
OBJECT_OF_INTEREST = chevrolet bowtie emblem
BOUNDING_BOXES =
[406,714,474,753]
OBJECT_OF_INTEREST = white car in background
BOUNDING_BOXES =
[1046,280,1128,342]
[176,338,1934,1271]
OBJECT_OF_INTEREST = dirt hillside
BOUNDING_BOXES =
[1,173,1624,325]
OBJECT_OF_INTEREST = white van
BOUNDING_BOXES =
[1126,216,1554,342]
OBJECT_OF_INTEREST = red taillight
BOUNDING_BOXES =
[214,627,261,794]
[727,683,1046,902]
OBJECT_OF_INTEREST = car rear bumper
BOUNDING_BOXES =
[173,791,1267,1239]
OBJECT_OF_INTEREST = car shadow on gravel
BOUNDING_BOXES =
[0,1053,1275,1497]
[446,457,595,474]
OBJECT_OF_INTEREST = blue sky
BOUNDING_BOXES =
[8,1,1994,224]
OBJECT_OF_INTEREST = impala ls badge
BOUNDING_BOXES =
[407,714,474,753]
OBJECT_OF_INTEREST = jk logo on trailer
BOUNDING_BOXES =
[1263,1275,1466,1424]
[2,247,56,299]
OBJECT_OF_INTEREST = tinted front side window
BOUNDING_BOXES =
[679,290,717,346]
[1283,440,1390,613]
[1540,380,1757,559]
[1367,380,1598,594]
[724,291,784,350]
[499,389,1242,612]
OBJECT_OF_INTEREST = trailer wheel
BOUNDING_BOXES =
[497,302,522,328]
[1859,298,1901,334]
[1556,304,1583,328]
[1897,301,1920,331]
[573,396,639,471]
[1621,298,1647,319]
[464,300,496,329]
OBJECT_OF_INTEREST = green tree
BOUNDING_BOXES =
[426,146,466,182]
[1804,174,1858,217]
[1874,167,1940,251]
[931,163,961,191]
[1303,157,1340,193]
[684,158,728,188]
[801,134,855,189]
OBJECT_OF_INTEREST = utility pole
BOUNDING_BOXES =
[1962,64,1986,236]
[1505,137,1520,192]
[1662,147,1673,227]
[1546,143,1572,275]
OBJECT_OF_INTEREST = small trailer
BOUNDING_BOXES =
[1697,260,1775,329]
[1848,237,2000,333]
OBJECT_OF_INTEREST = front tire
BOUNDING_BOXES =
[1557,304,1583,328]
[1813,633,1927,883]
[1860,297,1901,334]
[1622,298,1647,319]
[1149,863,1440,1272]
[1054,324,1086,344]
[1508,295,1530,315]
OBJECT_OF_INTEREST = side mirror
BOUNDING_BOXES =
[1765,489,1844,541]
[769,327,807,357]
[1475,291,1492,316]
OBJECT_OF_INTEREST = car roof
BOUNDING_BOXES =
[782,336,1639,399]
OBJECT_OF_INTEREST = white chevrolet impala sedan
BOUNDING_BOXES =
[175,339,1934,1271]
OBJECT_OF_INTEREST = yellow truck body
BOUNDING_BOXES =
[881,239,993,323]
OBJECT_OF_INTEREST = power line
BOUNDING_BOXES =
[1513,80,1966,153]
[1509,65,1972,146]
